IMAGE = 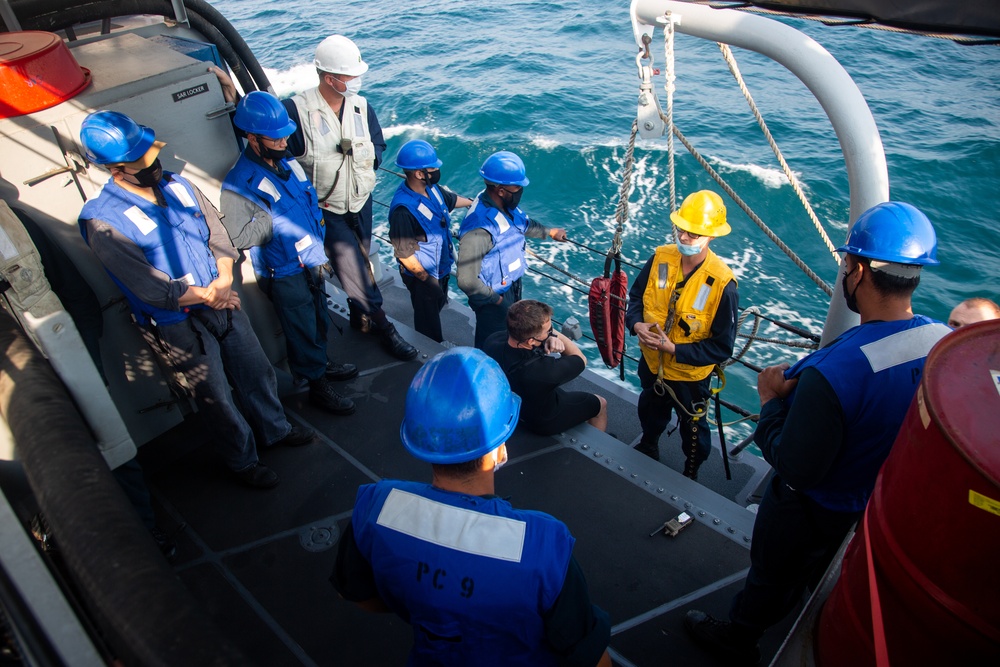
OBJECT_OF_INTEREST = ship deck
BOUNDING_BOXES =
[133,272,796,666]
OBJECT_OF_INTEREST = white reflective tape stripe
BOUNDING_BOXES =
[0,227,18,260]
[376,488,526,562]
[693,283,711,311]
[124,206,157,235]
[294,235,313,253]
[861,323,951,373]
[416,202,434,221]
[493,209,510,233]
[166,183,196,208]
[508,257,522,273]
[430,188,444,206]
[256,177,281,203]
[288,159,308,182]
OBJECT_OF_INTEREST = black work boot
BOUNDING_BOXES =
[682,429,704,480]
[325,361,359,381]
[309,378,356,415]
[684,610,761,665]
[635,436,660,461]
[378,322,418,361]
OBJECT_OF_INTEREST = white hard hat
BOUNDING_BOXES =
[314,35,368,76]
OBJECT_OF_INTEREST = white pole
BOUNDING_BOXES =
[630,0,889,344]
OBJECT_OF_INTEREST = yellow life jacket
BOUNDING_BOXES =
[640,245,735,381]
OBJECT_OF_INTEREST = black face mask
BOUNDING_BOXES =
[502,188,523,211]
[256,138,287,163]
[842,266,861,314]
[422,169,441,186]
[132,159,163,188]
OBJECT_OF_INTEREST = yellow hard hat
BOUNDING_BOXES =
[670,190,731,238]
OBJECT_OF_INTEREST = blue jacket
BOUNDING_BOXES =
[351,480,574,666]
[389,183,454,278]
[79,173,216,326]
[786,316,950,511]
[222,150,327,278]
[459,193,528,294]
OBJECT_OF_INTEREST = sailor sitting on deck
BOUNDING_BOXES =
[483,299,608,436]
[78,111,316,491]
[684,202,951,664]
[457,151,568,348]
[626,190,739,480]
[388,139,472,343]
[332,347,612,667]
[221,91,358,417]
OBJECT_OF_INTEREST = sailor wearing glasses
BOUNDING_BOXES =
[457,151,568,348]
[625,190,739,481]
[78,110,314,490]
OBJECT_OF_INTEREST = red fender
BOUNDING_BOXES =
[589,256,628,369]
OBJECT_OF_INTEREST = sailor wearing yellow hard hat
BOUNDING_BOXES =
[624,190,740,480]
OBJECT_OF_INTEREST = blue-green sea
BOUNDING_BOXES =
[213,0,1000,441]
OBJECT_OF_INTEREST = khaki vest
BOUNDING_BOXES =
[291,87,376,214]
[640,245,735,381]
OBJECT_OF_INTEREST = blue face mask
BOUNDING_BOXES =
[677,241,703,256]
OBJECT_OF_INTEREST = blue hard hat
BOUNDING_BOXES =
[400,348,521,464]
[80,110,156,165]
[396,139,442,170]
[837,201,940,266]
[233,91,297,138]
[479,151,529,187]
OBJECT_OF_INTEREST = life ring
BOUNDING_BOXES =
[589,254,628,371]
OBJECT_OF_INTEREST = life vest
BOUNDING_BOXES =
[222,150,327,278]
[291,87,376,214]
[389,182,454,279]
[639,245,735,381]
[79,174,217,327]
[589,254,628,371]
[786,317,950,512]
[458,192,528,294]
[352,480,573,666]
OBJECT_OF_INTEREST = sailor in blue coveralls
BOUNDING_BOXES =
[388,139,472,342]
[221,92,358,416]
[332,348,612,666]
[684,202,951,664]
[457,151,569,348]
[78,111,315,490]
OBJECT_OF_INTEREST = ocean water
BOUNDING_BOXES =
[213,0,1000,441]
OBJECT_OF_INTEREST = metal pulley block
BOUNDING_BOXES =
[637,63,665,139]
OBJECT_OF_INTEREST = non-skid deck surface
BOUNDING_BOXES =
[137,284,783,666]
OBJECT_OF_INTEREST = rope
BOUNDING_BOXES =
[565,238,643,271]
[665,122,834,296]
[611,120,639,257]
[738,333,818,349]
[724,305,762,368]
[718,43,841,266]
[664,12,678,213]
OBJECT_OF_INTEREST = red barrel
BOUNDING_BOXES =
[817,320,1000,665]
[0,31,91,118]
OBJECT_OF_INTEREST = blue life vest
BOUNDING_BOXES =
[458,192,528,294]
[352,480,574,666]
[79,174,217,327]
[389,183,454,279]
[785,316,950,512]
[222,150,327,278]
